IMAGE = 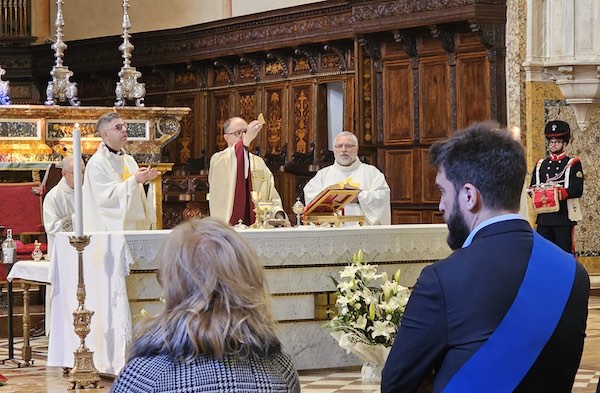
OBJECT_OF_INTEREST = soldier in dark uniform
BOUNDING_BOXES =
[529,120,584,253]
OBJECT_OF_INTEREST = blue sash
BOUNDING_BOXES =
[442,232,576,392]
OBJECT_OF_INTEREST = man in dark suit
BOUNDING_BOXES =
[529,120,584,253]
[381,122,589,393]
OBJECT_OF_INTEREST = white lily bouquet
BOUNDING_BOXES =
[324,250,411,380]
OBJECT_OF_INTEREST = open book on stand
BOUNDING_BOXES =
[302,182,365,226]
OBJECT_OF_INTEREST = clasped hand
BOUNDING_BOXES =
[135,167,161,184]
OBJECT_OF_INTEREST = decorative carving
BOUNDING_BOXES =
[361,52,373,143]
[351,0,502,22]
[239,93,256,124]
[156,115,181,140]
[293,88,310,153]
[357,37,381,60]
[392,30,418,58]
[468,21,505,49]
[266,91,283,154]
[323,44,347,71]
[294,49,318,74]
[266,52,289,78]
[429,25,455,55]
[215,96,229,151]
[240,57,261,82]
[213,60,235,84]
[174,71,200,89]
[185,62,207,88]
[136,12,353,60]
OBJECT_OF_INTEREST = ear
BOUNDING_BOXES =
[461,183,481,212]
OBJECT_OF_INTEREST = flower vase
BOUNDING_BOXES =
[361,361,384,381]
[331,332,391,381]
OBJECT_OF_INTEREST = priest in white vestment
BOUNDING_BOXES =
[82,112,159,231]
[43,156,80,254]
[304,131,391,225]
[208,116,287,226]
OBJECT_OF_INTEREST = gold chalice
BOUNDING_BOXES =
[256,200,274,229]
[251,191,274,229]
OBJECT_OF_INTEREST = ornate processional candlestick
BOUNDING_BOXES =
[67,127,100,389]
[45,0,80,106]
[115,0,146,107]
[67,235,101,390]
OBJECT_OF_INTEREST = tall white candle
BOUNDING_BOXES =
[72,124,83,237]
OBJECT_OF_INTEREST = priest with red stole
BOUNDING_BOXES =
[208,116,287,226]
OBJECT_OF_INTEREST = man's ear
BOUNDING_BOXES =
[462,183,481,211]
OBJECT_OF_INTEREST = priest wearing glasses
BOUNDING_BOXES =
[303,131,391,225]
[208,116,287,226]
[82,112,159,231]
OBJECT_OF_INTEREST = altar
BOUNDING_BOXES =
[47,224,451,375]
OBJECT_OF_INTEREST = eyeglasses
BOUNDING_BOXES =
[334,144,357,149]
[225,129,246,137]
[103,123,128,132]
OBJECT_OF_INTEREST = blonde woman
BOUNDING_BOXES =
[111,218,299,393]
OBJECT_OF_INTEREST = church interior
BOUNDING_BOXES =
[1,0,600,391]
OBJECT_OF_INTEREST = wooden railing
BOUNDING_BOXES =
[0,0,31,38]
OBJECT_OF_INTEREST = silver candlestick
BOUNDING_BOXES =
[114,0,145,107]
[45,0,80,106]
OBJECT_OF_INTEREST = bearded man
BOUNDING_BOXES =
[303,131,391,225]
[382,122,589,393]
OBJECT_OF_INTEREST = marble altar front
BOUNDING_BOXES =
[47,224,451,374]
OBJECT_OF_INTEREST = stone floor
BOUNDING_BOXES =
[0,296,598,392]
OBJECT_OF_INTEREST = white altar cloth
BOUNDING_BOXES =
[7,260,51,284]
[47,225,450,375]
[47,230,168,375]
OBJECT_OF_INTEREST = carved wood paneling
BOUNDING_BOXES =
[264,87,285,154]
[344,75,356,133]
[456,52,491,129]
[419,147,441,204]
[419,56,451,143]
[360,47,375,145]
[383,60,413,145]
[431,210,445,224]
[237,90,258,124]
[392,210,423,224]
[290,84,313,155]
[211,93,231,152]
[384,149,414,203]
[3,0,507,226]
[167,97,195,165]
[174,70,202,89]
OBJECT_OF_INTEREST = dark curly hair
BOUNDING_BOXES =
[428,122,526,212]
